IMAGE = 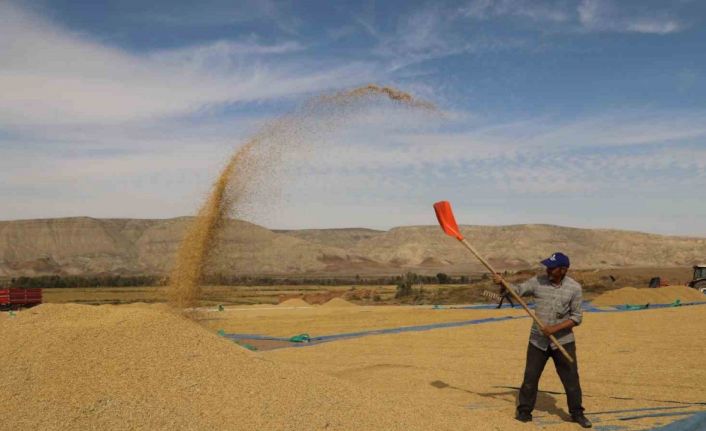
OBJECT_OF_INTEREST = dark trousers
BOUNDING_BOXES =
[517,342,584,417]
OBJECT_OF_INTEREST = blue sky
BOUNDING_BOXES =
[2,0,705,235]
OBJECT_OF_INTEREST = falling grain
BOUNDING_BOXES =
[169,85,434,309]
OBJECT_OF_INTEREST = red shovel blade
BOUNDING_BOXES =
[433,201,464,240]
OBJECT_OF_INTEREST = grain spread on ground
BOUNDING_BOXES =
[590,285,706,306]
[200,302,706,430]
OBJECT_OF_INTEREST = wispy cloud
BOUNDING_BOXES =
[370,3,525,72]
[129,0,302,35]
[372,5,465,71]
[460,0,688,34]
[0,2,372,127]
[461,0,571,22]
[151,38,305,63]
[281,108,706,197]
[366,0,690,74]
[578,0,685,34]
[522,111,706,148]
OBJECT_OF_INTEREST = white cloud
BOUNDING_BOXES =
[0,138,234,220]
[265,132,706,233]
[149,38,305,66]
[373,5,463,70]
[0,2,373,127]
[287,108,706,177]
[460,0,687,34]
[129,0,302,35]
[578,0,685,34]
[3,96,705,235]
[369,0,689,74]
[370,3,526,72]
[276,109,706,201]
[462,0,571,22]
[624,19,681,35]
[523,111,706,148]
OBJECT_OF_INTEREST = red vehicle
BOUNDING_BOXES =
[0,288,42,310]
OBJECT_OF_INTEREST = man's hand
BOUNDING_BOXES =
[541,324,559,337]
[541,320,576,337]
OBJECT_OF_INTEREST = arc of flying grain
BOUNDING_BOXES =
[169,85,436,309]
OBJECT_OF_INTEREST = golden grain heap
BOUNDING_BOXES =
[321,297,357,308]
[278,298,311,307]
[0,303,476,430]
[590,285,706,306]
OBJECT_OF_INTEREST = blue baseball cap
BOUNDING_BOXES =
[541,252,570,268]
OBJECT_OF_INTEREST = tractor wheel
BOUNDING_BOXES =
[693,280,706,292]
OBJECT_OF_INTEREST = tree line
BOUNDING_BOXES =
[206,272,473,286]
[7,275,162,289]
[2,272,476,289]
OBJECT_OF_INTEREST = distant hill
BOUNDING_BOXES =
[1,217,704,277]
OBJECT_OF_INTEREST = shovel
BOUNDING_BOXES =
[433,200,574,363]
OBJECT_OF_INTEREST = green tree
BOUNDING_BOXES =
[436,272,450,284]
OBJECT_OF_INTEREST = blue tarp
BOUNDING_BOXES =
[223,315,527,346]
[439,301,706,312]
[224,302,706,347]
[649,411,706,430]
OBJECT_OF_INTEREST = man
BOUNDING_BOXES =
[493,252,592,428]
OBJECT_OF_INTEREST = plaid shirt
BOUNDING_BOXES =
[509,275,583,350]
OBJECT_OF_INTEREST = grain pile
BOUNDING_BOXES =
[321,297,357,308]
[278,298,310,307]
[591,285,706,306]
[168,85,434,309]
[0,303,471,431]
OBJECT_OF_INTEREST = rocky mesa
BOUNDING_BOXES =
[1,217,705,277]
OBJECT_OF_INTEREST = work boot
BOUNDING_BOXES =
[515,411,532,423]
[572,414,592,428]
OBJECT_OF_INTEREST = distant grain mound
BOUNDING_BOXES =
[278,298,310,307]
[321,297,357,307]
[591,285,706,306]
[0,303,459,430]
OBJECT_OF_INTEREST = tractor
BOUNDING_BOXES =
[689,265,706,293]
